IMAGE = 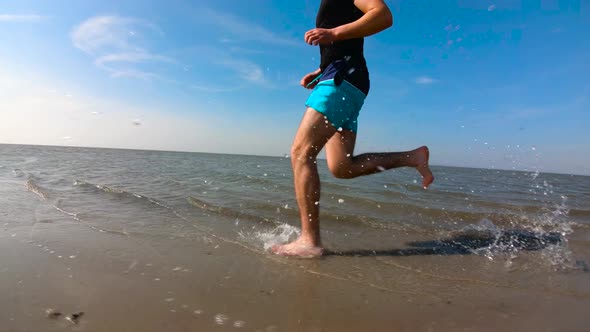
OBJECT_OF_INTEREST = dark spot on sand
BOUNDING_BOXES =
[66,312,84,324]
[45,309,62,319]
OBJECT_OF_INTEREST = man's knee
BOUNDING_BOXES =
[328,162,354,179]
[290,143,319,165]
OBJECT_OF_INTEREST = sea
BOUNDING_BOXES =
[2,144,589,255]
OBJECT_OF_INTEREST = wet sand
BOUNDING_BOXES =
[1,218,589,332]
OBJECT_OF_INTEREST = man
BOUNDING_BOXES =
[271,0,434,258]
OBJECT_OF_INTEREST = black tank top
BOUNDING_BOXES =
[316,0,370,95]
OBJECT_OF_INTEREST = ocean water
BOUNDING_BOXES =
[2,144,590,330]
[2,144,589,260]
[0,145,590,258]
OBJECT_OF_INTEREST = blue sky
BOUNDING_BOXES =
[0,0,589,175]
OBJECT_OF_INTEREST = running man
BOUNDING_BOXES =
[272,0,434,258]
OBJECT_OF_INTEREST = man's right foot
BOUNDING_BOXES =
[271,237,324,258]
[412,146,434,189]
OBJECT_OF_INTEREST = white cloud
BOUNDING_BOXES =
[218,59,264,84]
[189,84,240,93]
[71,15,170,80]
[109,69,160,80]
[71,15,162,54]
[415,76,437,85]
[199,8,299,47]
[94,52,174,66]
[0,14,45,23]
[181,46,273,90]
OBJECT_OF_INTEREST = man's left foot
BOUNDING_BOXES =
[412,146,434,189]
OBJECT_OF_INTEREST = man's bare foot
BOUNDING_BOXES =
[412,146,434,189]
[271,237,324,258]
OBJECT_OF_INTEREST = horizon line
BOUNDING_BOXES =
[1,142,587,177]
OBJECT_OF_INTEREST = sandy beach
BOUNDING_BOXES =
[1,219,589,331]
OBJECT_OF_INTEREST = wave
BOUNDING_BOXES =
[73,179,173,210]
[186,196,281,226]
[51,201,130,237]
[25,177,51,200]
[21,178,133,237]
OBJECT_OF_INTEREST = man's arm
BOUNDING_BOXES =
[304,0,393,45]
[333,0,393,40]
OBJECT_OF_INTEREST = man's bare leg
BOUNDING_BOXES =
[271,108,336,258]
[325,130,434,188]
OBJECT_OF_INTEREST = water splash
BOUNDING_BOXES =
[459,192,574,269]
[248,223,300,251]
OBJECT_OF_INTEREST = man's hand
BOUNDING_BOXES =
[304,28,337,46]
[300,69,322,89]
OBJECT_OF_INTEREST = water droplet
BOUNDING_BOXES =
[342,97,346,101]
[338,198,344,204]
[194,310,203,315]
[314,201,319,205]
[377,166,386,172]
[337,127,343,132]
[346,153,351,157]
[413,180,418,184]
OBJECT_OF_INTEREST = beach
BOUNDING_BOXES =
[1,144,589,331]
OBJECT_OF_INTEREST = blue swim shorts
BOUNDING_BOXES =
[305,78,367,133]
